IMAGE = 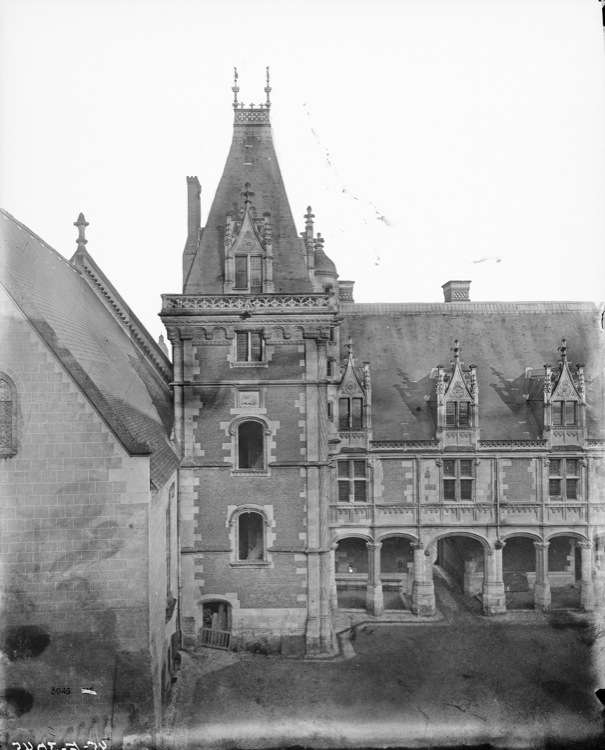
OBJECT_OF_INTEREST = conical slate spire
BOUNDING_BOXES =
[183,72,313,294]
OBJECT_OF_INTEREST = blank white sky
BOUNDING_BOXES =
[1,0,604,341]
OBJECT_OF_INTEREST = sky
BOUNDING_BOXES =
[1,0,604,342]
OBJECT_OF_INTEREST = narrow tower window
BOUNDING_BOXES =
[237,421,264,470]
[238,512,265,560]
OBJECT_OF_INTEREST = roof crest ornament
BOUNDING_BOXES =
[264,66,272,109]
[232,67,240,109]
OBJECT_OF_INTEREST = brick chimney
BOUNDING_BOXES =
[338,280,355,302]
[442,280,471,302]
[187,176,201,237]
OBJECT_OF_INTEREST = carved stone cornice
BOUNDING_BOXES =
[161,293,335,314]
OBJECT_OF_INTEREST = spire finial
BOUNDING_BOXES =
[451,339,461,361]
[74,212,89,248]
[264,66,271,108]
[241,182,255,206]
[558,338,568,361]
[232,67,240,109]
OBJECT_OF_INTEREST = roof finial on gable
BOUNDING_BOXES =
[74,212,89,249]
[558,338,568,362]
[451,339,461,362]
[347,336,354,357]
[241,182,255,206]
[264,66,271,108]
[232,67,240,109]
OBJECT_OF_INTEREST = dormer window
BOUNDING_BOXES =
[339,397,364,430]
[445,401,471,427]
[234,255,263,293]
[552,401,577,426]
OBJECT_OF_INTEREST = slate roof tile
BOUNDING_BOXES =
[1,208,179,488]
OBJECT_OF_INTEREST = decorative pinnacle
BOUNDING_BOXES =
[347,336,353,356]
[451,339,461,361]
[264,66,272,108]
[74,212,89,247]
[558,338,568,361]
[241,182,255,205]
[232,67,240,109]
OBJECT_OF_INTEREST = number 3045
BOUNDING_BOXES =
[51,687,71,694]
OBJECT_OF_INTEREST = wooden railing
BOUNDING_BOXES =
[198,627,232,651]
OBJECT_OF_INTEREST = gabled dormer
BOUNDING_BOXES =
[435,340,479,449]
[542,339,586,447]
[334,339,371,450]
[223,184,274,294]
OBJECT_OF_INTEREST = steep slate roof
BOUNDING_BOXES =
[183,107,313,294]
[0,208,179,488]
[340,302,605,441]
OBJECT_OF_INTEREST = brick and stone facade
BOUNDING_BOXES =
[162,77,605,656]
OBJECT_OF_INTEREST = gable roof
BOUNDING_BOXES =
[340,301,605,441]
[0,208,179,488]
[183,107,313,295]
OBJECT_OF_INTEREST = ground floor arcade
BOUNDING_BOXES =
[332,529,598,616]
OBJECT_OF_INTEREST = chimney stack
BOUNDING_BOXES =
[187,176,201,238]
[339,280,355,302]
[442,280,471,302]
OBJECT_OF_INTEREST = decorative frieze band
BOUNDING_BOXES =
[162,293,334,312]
[371,440,440,450]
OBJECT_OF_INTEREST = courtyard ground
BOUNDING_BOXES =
[162,578,605,750]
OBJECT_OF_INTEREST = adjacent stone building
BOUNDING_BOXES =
[0,210,180,741]
[161,75,605,657]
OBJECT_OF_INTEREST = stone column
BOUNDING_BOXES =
[534,541,551,610]
[578,541,595,611]
[330,542,339,611]
[463,558,483,596]
[411,543,435,616]
[482,544,506,615]
[366,542,384,616]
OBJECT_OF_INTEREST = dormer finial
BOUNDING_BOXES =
[264,66,272,108]
[451,339,461,361]
[232,67,240,109]
[74,212,89,248]
[347,336,353,356]
[558,338,568,361]
[241,182,255,206]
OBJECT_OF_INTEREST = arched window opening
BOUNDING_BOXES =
[237,421,264,470]
[238,512,265,561]
[0,377,15,456]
